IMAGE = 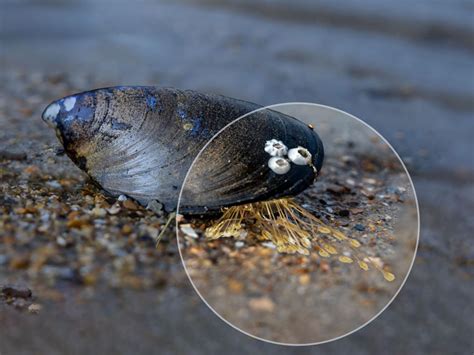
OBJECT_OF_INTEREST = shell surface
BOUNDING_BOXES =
[42,87,324,213]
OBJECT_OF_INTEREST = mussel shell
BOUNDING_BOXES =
[42,87,323,214]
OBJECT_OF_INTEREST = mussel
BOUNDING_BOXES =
[42,86,395,281]
[42,86,323,214]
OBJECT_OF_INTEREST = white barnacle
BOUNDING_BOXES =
[63,96,76,111]
[268,157,290,174]
[264,139,288,157]
[288,147,312,165]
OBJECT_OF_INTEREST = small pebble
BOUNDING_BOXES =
[1,285,32,299]
[228,279,244,293]
[12,298,28,309]
[299,274,310,286]
[91,207,107,217]
[351,208,364,215]
[28,303,43,314]
[46,180,62,189]
[122,199,138,210]
[107,204,121,215]
[248,297,275,312]
[181,224,199,239]
[261,241,276,249]
[146,200,163,215]
[345,178,355,186]
[338,209,350,217]
[326,184,348,194]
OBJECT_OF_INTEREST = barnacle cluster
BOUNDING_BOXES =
[206,198,395,282]
[265,139,316,175]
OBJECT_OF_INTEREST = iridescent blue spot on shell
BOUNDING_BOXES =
[63,96,94,124]
[191,117,202,137]
[75,105,94,123]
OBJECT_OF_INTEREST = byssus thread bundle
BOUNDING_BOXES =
[206,199,395,282]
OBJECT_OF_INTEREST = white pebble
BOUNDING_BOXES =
[56,237,67,247]
[268,157,290,174]
[261,241,276,249]
[346,178,356,186]
[181,224,199,239]
[46,180,62,189]
[117,195,128,201]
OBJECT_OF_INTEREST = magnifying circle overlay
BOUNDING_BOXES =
[176,103,419,345]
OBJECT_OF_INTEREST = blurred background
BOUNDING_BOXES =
[1,0,473,354]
